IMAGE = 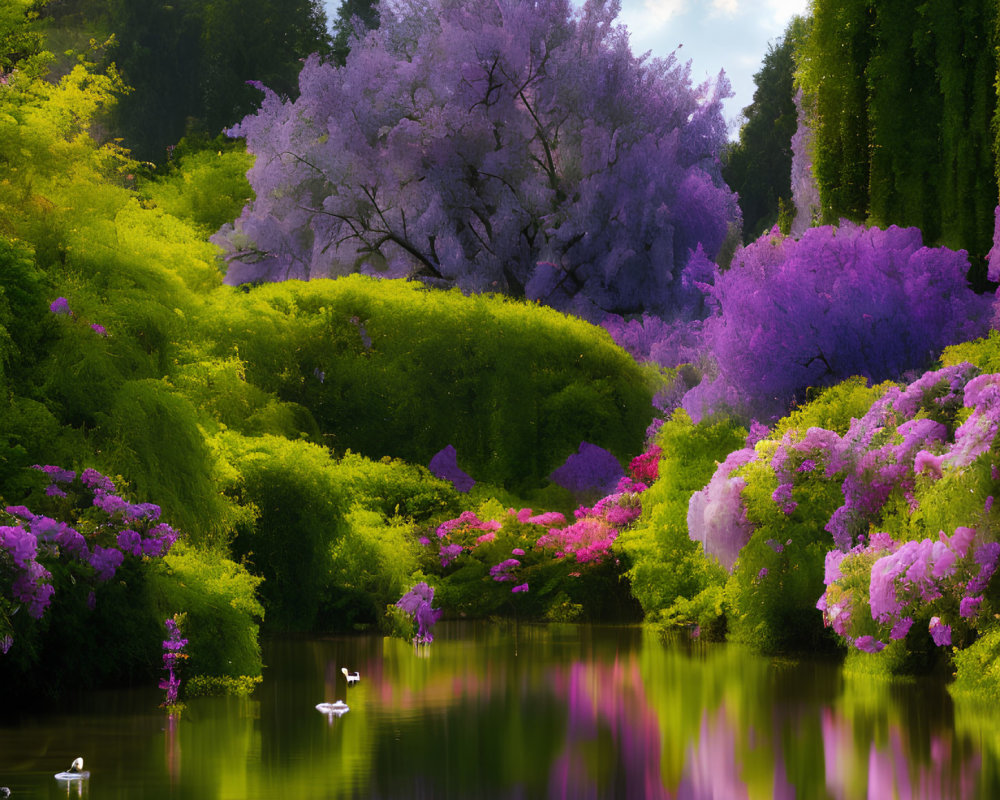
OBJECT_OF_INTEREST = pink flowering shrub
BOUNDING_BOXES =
[418,472,652,620]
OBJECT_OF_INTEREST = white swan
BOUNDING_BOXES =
[315,700,349,717]
[341,667,360,684]
[54,757,90,780]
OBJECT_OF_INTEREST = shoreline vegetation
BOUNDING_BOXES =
[3,0,1000,709]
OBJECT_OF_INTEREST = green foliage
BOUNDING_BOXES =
[771,377,895,439]
[199,278,655,490]
[335,451,461,522]
[218,432,351,631]
[952,627,1000,700]
[616,411,744,619]
[723,18,803,240]
[797,0,997,280]
[321,505,420,630]
[724,452,843,653]
[147,542,264,678]
[106,0,332,161]
[141,140,254,233]
[942,329,1000,374]
[99,379,238,544]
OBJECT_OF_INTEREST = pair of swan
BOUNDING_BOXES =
[315,667,360,717]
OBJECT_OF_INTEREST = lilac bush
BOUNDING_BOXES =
[213,0,739,319]
[817,528,999,654]
[549,441,625,498]
[0,465,180,652]
[428,445,475,493]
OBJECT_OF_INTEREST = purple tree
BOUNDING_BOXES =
[212,0,739,319]
[682,223,992,422]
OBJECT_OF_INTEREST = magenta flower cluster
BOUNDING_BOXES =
[422,442,661,606]
[159,615,188,707]
[1,465,180,652]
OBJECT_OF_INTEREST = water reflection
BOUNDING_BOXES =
[0,623,998,798]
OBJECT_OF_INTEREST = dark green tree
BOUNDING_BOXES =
[106,0,331,162]
[797,0,997,286]
[330,0,378,66]
[722,18,803,240]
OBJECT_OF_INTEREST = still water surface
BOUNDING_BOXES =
[1,621,997,798]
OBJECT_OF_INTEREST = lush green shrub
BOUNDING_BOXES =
[142,143,254,233]
[724,448,844,653]
[198,277,655,489]
[99,379,239,545]
[218,432,351,631]
[320,506,421,631]
[616,411,744,620]
[146,542,264,678]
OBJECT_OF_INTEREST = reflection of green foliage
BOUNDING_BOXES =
[186,674,262,697]
[147,541,264,678]
[617,411,742,620]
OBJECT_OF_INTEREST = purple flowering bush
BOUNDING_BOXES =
[656,355,1000,664]
[159,614,189,708]
[817,528,999,657]
[0,464,192,694]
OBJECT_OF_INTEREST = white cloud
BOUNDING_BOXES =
[633,0,690,29]
[760,0,810,30]
[710,0,741,17]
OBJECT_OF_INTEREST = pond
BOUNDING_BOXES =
[0,621,997,798]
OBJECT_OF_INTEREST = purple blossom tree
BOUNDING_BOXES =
[213,0,739,319]
[683,223,992,422]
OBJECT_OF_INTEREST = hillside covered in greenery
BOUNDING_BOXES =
[4,0,1000,707]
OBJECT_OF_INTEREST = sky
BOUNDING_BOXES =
[611,0,810,133]
[323,0,811,136]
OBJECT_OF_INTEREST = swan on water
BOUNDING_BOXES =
[341,667,360,684]
[54,757,90,780]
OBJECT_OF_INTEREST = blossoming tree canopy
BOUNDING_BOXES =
[213,0,740,319]
[683,222,992,422]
